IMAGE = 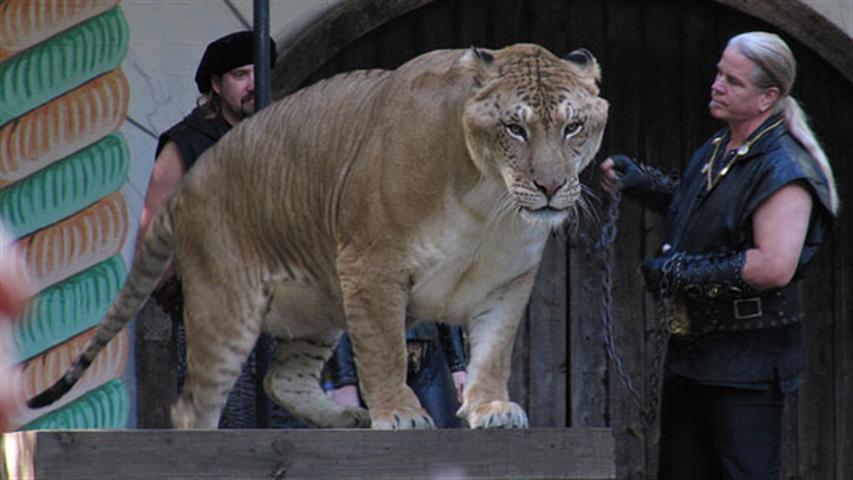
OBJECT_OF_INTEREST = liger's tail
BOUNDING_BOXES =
[28,208,175,409]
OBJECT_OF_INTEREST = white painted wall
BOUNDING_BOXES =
[117,0,333,264]
[805,0,853,37]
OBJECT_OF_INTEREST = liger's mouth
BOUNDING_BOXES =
[521,205,570,223]
[529,206,564,213]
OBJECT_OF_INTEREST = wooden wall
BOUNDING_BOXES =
[289,1,852,478]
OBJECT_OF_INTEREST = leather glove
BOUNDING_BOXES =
[611,154,648,192]
[610,154,676,212]
[642,250,757,300]
[641,250,675,294]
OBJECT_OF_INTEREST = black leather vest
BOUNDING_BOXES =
[156,107,231,169]
[662,114,834,390]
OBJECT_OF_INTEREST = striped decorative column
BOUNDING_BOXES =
[0,0,133,430]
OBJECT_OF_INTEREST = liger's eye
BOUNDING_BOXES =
[505,123,527,141]
[564,121,583,139]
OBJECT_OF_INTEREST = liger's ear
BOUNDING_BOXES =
[563,48,602,94]
[460,46,496,87]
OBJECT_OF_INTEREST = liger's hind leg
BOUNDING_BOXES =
[264,331,370,428]
[170,285,262,429]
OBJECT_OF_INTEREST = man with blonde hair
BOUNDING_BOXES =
[601,32,837,479]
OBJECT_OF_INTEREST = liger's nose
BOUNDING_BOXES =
[534,179,566,199]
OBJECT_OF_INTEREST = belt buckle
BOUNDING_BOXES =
[668,299,691,336]
[733,297,762,320]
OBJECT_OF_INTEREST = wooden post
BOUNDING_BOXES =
[2,428,615,480]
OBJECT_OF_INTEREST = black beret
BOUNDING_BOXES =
[194,31,277,93]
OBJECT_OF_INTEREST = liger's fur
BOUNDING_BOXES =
[29,44,608,429]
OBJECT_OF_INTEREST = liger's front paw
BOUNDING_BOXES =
[461,400,529,429]
[370,405,435,430]
[326,406,371,428]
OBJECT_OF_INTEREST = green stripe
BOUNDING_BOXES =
[14,255,127,361]
[0,6,129,125]
[0,132,129,239]
[22,379,129,430]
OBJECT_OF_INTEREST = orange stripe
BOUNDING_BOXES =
[0,69,129,187]
[0,0,120,61]
[18,192,129,292]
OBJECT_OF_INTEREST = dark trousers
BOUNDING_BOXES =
[407,339,463,428]
[658,380,785,480]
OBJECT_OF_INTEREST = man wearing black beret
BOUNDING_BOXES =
[136,31,299,428]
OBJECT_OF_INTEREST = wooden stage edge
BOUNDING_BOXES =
[2,427,614,479]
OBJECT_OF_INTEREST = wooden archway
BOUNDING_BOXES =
[271,0,853,97]
[269,2,852,478]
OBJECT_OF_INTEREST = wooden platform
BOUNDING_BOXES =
[2,427,614,479]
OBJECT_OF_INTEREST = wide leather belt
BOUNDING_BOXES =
[680,284,801,336]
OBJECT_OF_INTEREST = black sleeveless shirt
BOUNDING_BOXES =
[156,107,231,169]
[663,114,834,392]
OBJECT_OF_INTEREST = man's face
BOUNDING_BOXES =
[212,64,255,125]
[708,46,770,124]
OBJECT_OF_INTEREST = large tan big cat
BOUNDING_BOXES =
[29,43,609,429]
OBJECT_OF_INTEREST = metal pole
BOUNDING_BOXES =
[253,0,272,428]
[253,0,271,112]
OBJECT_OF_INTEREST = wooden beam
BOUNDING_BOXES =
[3,428,615,479]
[717,0,853,84]
[270,0,431,97]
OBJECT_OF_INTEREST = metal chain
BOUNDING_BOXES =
[587,189,672,429]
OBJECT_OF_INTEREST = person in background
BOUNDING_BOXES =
[137,31,301,428]
[601,31,837,479]
[328,322,467,428]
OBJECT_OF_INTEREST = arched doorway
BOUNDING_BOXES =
[272,1,852,478]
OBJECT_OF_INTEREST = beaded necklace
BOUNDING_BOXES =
[701,118,784,192]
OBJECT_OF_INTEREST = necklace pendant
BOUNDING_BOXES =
[737,144,750,156]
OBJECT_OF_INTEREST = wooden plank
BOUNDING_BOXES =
[787,41,838,480]
[527,237,569,427]
[373,8,421,70]
[508,306,530,413]
[836,176,853,480]
[453,0,489,48]
[486,0,528,49]
[792,33,853,480]
[680,2,720,169]
[566,0,609,433]
[563,0,624,436]
[414,0,456,52]
[3,428,616,480]
[595,1,652,479]
[335,26,380,73]
[527,0,572,54]
[827,61,853,480]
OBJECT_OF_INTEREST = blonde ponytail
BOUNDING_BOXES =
[782,96,839,214]
[730,32,839,215]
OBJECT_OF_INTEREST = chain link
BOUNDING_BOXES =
[587,189,671,429]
